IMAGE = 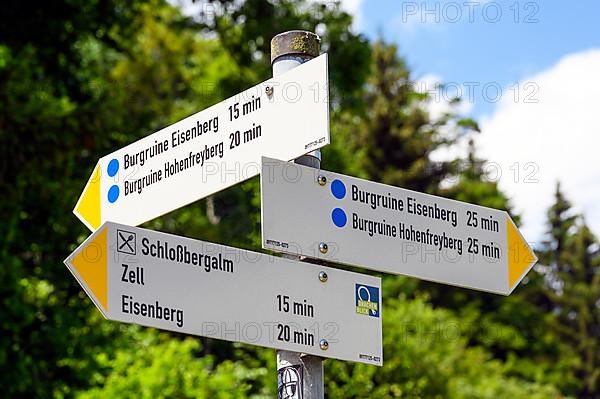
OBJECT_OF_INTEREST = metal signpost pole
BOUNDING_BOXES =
[272,31,324,399]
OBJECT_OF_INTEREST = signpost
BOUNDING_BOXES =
[63,28,543,399]
[74,53,329,232]
[261,157,538,295]
[269,31,328,398]
[64,222,382,365]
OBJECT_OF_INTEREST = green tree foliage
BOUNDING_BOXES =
[0,1,145,395]
[537,184,600,398]
[421,144,581,395]
[0,0,590,397]
[326,297,561,398]
[77,331,269,399]
[0,1,242,397]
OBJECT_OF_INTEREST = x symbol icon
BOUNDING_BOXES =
[118,232,134,252]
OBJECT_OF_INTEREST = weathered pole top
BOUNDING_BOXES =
[270,30,321,64]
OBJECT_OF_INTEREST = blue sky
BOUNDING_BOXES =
[356,0,600,116]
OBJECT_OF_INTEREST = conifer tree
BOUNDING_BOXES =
[442,139,513,210]
[335,41,449,193]
[538,184,600,397]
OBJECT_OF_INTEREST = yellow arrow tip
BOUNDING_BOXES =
[74,164,102,231]
[68,227,108,312]
[507,218,537,290]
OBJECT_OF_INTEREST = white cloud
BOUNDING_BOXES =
[328,0,364,31]
[477,49,600,243]
[415,74,475,165]
[416,73,474,121]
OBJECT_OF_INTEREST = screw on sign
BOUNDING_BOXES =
[278,365,303,399]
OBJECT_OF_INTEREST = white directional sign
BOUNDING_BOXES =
[74,54,330,231]
[261,158,537,295]
[64,222,382,365]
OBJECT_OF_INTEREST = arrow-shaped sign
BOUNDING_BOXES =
[64,222,382,365]
[74,54,330,231]
[261,158,537,295]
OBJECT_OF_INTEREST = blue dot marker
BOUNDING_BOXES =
[331,179,346,199]
[108,185,120,203]
[107,159,119,177]
[331,208,347,228]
